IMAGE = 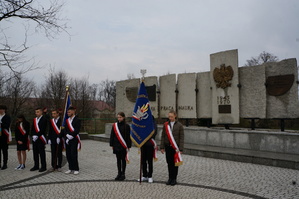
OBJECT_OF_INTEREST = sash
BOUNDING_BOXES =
[18,123,26,136]
[33,118,40,133]
[27,135,31,151]
[76,135,82,151]
[50,119,60,135]
[39,135,47,145]
[164,122,183,166]
[3,129,12,143]
[66,118,75,133]
[149,138,158,162]
[113,122,129,163]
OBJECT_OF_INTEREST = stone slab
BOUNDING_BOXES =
[210,49,240,124]
[159,74,176,118]
[265,58,299,118]
[177,73,197,118]
[197,72,212,118]
[239,65,267,118]
[144,76,158,118]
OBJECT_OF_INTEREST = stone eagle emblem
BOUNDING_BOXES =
[213,64,234,89]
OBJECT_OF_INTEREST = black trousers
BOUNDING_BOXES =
[165,146,179,180]
[32,140,46,169]
[115,150,126,175]
[50,142,63,168]
[66,139,79,171]
[141,145,154,178]
[0,140,8,165]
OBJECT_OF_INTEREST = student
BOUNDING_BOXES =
[30,107,48,172]
[0,105,11,170]
[160,110,184,186]
[48,109,63,171]
[110,112,131,181]
[139,116,157,183]
[64,106,81,175]
[15,115,30,170]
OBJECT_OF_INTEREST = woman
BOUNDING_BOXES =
[15,115,30,170]
[110,112,131,181]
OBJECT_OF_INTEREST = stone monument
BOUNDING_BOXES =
[159,74,176,118]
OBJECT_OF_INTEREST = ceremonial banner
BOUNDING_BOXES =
[62,91,71,128]
[131,81,155,148]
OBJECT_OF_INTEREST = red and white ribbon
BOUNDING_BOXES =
[2,129,12,143]
[113,123,130,163]
[40,135,47,145]
[66,118,75,133]
[76,135,82,151]
[18,122,26,136]
[149,138,158,162]
[50,119,60,135]
[33,118,40,133]
[164,122,183,166]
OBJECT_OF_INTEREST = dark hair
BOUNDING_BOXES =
[35,107,42,111]
[17,114,27,122]
[117,112,125,118]
[169,110,177,115]
[0,105,7,111]
[51,109,60,115]
[68,106,76,111]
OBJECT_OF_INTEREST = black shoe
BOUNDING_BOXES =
[30,167,39,171]
[170,179,177,186]
[39,168,47,172]
[166,179,172,185]
[115,174,121,181]
[1,165,7,170]
[119,174,126,181]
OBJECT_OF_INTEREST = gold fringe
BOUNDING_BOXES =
[175,161,183,167]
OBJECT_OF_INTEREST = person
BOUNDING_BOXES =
[160,110,184,186]
[139,116,158,183]
[0,105,11,170]
[110,112,131,181]
[15,115,30,170]
[48,109,63,171]
[30,107,48,172]
[64,106,81,175]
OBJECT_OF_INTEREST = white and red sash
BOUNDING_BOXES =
[66,118,75,133]
[76,135,82,151]
[164,122,183,166]
[40,135,47,145]
[113,122,129,163]
[18,122,26,136]
[2,128,12,143]
[33,118,40,133]
[149,138,158,162]
[50,119,60,135]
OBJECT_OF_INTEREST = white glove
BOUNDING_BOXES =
[48,140,51,145]
[66,139,69,145]
[66,134,74,140]
[32,135,38,142]
[57,138,60,144]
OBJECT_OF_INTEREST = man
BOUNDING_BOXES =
[0,105,11,170]
[64,106,81,175]
[30,107,48,172]
[160,110,184,186]
[48,109,63,171]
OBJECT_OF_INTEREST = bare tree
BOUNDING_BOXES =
[0,0,68,75]
[98,79,116,108]
[245,51,279,66]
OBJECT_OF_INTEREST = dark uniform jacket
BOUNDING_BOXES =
[31,115,48,144]
[0,114,11,144]
[15,120,30,145]
[160,121,184,152]
[110,121,131,152]
[142,120,158,147]
[64,116,81,138]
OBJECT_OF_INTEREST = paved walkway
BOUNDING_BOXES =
[0,140,298,199]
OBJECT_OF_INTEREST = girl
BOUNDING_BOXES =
[15,115,30,170]
[110,112,131,181]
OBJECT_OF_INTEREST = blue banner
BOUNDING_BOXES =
[62,92,71,128]
[131,81,155,148]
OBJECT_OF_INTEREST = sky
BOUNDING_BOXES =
[3,0,299,84]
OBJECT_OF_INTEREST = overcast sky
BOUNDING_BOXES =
[4,0,299,84]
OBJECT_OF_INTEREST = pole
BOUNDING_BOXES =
[139,147,143,184]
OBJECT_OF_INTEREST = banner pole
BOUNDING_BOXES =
[139,147,142,184]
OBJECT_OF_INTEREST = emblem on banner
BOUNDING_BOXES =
[132,103,149,121]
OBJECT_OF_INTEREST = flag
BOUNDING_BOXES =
[61,90,71,128]
[131,81,155,148]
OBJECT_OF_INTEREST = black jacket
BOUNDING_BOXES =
[64,116,81,138]
[31,115,48,143]
[15,120,30,144]
[48,117,62,143]
[0,114,11,143]
[110,121,132,151]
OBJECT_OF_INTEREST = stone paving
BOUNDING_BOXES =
[0,140,299,199]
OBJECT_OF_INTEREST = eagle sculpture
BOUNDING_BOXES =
[213,64,234,89]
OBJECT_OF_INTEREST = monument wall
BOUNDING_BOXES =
[159,74,176,118]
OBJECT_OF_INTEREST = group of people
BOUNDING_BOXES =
[1,104,184,186]
[0,105,81,175]
[110,110,184,186]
